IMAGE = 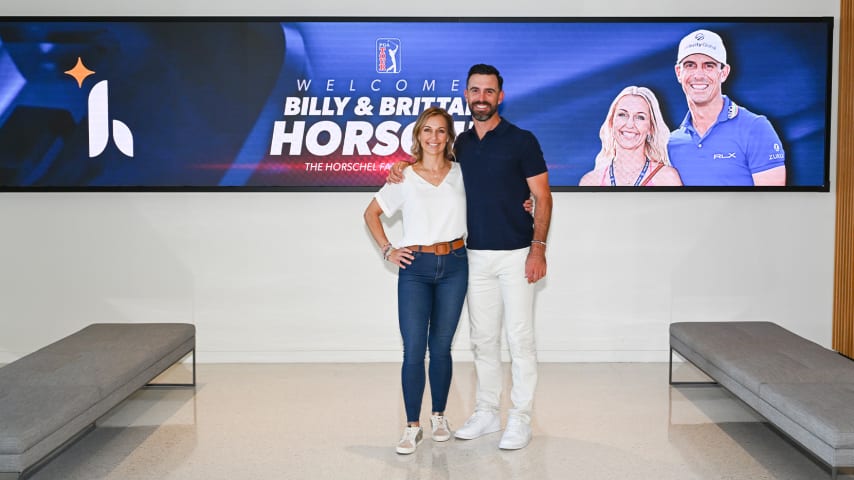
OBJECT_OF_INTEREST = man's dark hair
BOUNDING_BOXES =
[467,64,504,90]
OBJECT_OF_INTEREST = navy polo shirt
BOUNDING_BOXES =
[455,119,548,250]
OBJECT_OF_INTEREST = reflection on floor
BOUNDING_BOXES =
[22,362,850,479]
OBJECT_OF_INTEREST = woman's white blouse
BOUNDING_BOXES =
[374,163,466,247]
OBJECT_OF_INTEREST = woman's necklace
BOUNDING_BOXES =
[609,158,650,186]
[416,160,450,185]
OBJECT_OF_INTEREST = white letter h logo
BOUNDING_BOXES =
[88,80,134,158]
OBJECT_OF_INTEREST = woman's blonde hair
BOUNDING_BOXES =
[410,107,456,162]
[593,86,671,170]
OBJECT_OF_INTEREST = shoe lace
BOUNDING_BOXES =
[464,411,488,426]
[402,426,420,441]
[505,417,527,431]
[431,415,447,430]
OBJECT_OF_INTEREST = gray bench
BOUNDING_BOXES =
[0,323,195,479]
[670,321,854,479]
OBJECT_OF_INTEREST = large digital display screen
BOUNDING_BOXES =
[0,17,833,190]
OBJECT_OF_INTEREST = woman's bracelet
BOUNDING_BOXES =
[381,243,393,261]
[531,240,547,248]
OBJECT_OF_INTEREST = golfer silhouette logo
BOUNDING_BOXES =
[376,39,401,74]
[65,57,134,158]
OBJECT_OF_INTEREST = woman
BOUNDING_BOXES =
[579,86,682,186]
[364,106,467,454]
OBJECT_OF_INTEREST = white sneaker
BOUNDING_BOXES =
[498,417,531,450]
[430,415,451,442]
[396,426,423,454]
[454,410,501,440]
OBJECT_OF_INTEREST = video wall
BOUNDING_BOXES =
[0,18,833,190]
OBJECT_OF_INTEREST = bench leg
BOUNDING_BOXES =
[145,349,196,388]
[669,347,718,386]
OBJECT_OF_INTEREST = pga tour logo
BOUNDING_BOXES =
[65,57,134,158]
[376,38,401,74]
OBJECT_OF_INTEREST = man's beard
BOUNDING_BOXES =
[470,101,498,122]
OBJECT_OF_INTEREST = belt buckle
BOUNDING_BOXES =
[435,242,451,255]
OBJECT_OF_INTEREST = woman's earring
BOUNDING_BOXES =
[646,134,653,143]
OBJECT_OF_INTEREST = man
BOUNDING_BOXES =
[669,29,786,186]
[452,64,551,450]
[388,64,552,450]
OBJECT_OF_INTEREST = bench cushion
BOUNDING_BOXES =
[0,385,100,455]
[759,383,854,449]
[0,323,194,459]
[670,321,854,395]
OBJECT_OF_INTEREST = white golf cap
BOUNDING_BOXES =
[677,29,727,65]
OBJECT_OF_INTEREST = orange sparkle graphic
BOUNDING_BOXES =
[64,57,95,88]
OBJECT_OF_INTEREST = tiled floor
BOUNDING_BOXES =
[22,362,848,479]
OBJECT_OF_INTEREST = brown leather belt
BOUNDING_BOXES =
[406,238,465,256]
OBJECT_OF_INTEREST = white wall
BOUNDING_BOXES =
[0,0,840,362]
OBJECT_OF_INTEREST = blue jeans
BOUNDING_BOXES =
[397,247,468,423]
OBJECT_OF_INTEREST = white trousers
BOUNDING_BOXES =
[466,248,537,423]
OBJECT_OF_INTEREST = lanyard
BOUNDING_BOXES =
[609,158,650,186]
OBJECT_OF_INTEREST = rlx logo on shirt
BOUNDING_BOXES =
[713,152,737,159]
